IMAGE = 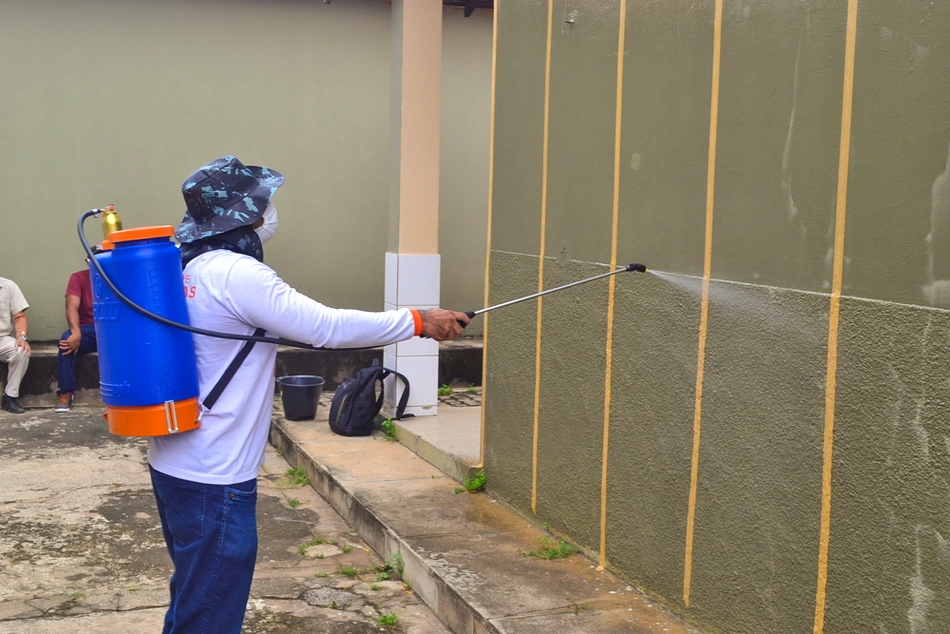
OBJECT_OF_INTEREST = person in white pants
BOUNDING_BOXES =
[0,277,30,413]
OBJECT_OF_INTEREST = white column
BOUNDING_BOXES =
[384,253,441,417]
[383,0,443,417]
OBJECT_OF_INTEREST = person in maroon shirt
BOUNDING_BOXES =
[56,247,102,412]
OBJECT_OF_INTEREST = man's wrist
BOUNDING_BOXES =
[17,331,27,341]
[410,309,424,337]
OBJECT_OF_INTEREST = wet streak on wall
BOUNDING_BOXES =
[681,2,844,632]
[711,0,846,292]
[689,284,827,634]
[821,3,950,630]
[845,1,950,307]
[827,298,950,634]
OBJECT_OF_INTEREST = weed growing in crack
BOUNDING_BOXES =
[380,418,396,441]
[519,536,577,560]
[378,612,400,627]
[464,470,486,493]
[285,467,309,486]
[300,536,338,556]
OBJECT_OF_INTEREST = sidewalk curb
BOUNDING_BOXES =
[389,418,481,484]
[268,421,493,634]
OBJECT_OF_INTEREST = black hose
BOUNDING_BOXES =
[78,209,362,351]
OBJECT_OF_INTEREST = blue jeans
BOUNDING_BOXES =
[57,324,97,393]
[149,465,258,634]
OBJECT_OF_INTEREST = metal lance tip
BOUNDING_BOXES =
[625,263,647,273]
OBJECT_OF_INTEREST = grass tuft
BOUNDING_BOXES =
[285,467,309,486]
[464,470,486,493]
[520,536,577,560]
[378,611,400,627]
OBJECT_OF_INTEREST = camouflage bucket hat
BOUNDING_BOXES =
[175,155,285,243]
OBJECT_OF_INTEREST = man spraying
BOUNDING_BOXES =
[147,156,469,634]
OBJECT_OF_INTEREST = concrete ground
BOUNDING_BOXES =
[272,397,702,634]
[0,388,702,634]
[0,404,451,634]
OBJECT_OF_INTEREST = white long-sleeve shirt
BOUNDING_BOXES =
[148,250,418,485]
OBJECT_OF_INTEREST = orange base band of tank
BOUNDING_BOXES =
[104,398,201,437]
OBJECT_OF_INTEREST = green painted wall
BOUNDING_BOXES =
[828,299,950,634]
[0,0,490,340]
[485,1,950,633]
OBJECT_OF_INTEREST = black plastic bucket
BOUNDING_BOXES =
[276,375,325,421]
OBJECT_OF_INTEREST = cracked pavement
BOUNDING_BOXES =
[0,404,451,634]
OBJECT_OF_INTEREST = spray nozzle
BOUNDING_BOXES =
[625,263,647,273]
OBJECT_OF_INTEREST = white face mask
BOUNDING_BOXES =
[255,201,278,244]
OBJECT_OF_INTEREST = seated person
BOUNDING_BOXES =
[56,248,101,412]
[0,276,30,413]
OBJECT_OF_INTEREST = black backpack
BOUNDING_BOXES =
[328,360,411,437]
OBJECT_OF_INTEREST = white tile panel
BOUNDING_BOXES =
[395,355,439,414]
[396,254,440,306]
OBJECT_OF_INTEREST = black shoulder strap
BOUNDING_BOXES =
[381,368,412,420]
[203,328,267,410]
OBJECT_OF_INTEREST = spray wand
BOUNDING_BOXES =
[461,263,647,322]
[81,207,648,345]
[426,263,649,335]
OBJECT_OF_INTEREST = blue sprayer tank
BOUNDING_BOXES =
[91,225,201,436]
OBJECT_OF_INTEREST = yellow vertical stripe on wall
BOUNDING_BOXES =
[598,0,628,571]
[814,1,858,631]
[477,0,499,470]
[531,0,554,514]
[682,0,723,608]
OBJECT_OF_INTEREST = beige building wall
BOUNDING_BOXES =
[0,0,491,340]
